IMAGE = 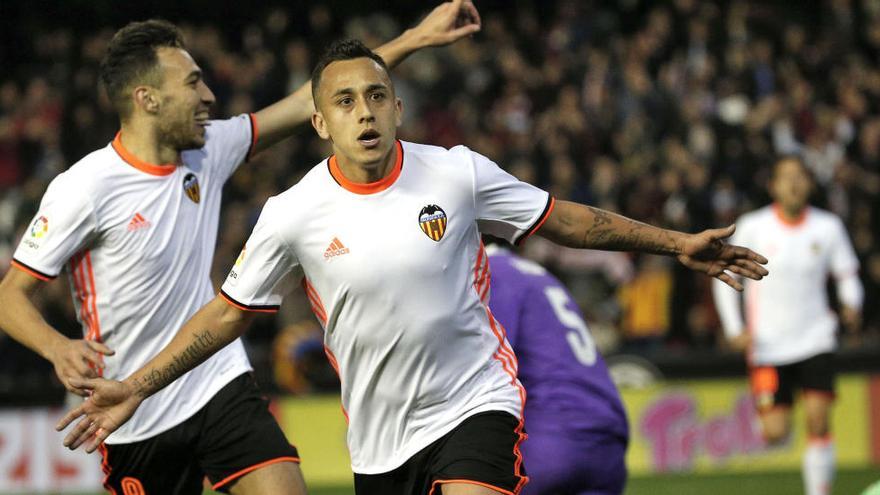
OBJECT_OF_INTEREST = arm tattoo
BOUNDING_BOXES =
[577,207,680,255]
[133,330,219,399]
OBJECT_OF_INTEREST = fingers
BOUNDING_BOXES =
[86,340,115,356]
[715,271,744,291]
[707,224,736,241]
[446,24,481,40]
[66,419,100,450]
[68,376,101,390]
[86,427,111,454]
[56,405,86,432]
[732,258,769,277]
[462,0,481,26]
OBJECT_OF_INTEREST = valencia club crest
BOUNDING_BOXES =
[183,173,200,203]
[419,204,448,242]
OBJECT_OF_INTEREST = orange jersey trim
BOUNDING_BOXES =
[219,291,280,313]
[328,140,403,195]
[111,132,177,176]
[772,203,808,228]
[515,196,556,246]
[211,456,301,490]
[431,479,517,495]
[10,259,54,281]
[247,113,260,161]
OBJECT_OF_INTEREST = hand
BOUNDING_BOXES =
[48,338,115,396]
[677,225,769,291]
[840,306,861,334]
[410,0,481,48]
[728,332,751,353]
[55,377,141,453]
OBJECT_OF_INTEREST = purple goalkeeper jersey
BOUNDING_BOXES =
[488,247,629,441]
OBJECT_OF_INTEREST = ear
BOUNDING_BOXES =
[311,111,331,140]
[133,86,160,115]
[395,97,403,127]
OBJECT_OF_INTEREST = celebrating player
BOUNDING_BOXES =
[713,156,863,495]
[485,239,629,495]
[0,4,481,494]
[56,39,767,495]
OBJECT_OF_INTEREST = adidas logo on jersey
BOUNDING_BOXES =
[324,237,350,260]
[127,213,151,232]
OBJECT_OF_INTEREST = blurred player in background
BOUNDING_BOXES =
[57,39,767,495]
[713,156,864,495]
[0,3,482,494]
[485,239,629,495]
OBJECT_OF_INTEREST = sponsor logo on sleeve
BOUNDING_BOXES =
[418,205,447,242]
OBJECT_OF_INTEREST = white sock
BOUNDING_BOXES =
[803,436,835,495]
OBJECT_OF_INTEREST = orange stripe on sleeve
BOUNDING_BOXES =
[219,291,279,313]
[10,260,54,281]
[247,113,260,161]
[515,196,556,246]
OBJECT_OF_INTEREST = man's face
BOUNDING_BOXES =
[770,158,812,211]
[153,47,215,150]
[312,57,402,167]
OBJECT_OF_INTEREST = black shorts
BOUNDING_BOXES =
[98,373,300,495]
[750,353,836,411]
[354,411,528,495]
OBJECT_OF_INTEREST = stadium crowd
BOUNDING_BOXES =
[2,0,879,396]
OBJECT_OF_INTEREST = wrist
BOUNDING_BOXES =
[123,377,149,402]
[44,335,70,362]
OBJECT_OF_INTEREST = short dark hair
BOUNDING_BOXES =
[100,19,185,119]
[311,39,390,105]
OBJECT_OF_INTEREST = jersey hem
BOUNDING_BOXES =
[751,346,836,367]
[103,366,252,444]
[349,403,520,475]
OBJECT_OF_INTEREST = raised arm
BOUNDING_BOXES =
[251,0,481,153]
[56,295,252,452]
[538,200,768,291]
[0,268,114,396]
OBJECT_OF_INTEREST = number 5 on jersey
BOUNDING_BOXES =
[544,286,597,366]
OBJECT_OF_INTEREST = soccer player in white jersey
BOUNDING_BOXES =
[0,4,481,494]
[57,40,768,495]
[712,156,863,495]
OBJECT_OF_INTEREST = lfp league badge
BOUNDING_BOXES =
[418,205,447,242]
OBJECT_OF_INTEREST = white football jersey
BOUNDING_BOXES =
[712,205,863,365]
[221,140,553,474]
[12,115,257,443]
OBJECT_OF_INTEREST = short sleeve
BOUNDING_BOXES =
[829,218,859,278]
[12,174,97,280]
[202,113,258,183]
[461,147,554,245]
[220,199,299,313]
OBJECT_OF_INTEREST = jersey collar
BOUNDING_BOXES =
[772,203,809,228]
[111,132,178,177]
[328,140,403,195]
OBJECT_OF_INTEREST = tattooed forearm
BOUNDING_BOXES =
[132,330,219,399]
[548,201,682,255]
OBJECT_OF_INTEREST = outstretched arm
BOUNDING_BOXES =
[538,200,768,291]
[56,296,252,452]
[252,0,481,153]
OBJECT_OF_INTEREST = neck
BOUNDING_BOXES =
[334,144,398,184]
[119,121,181,166]
[776,202,806,222]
